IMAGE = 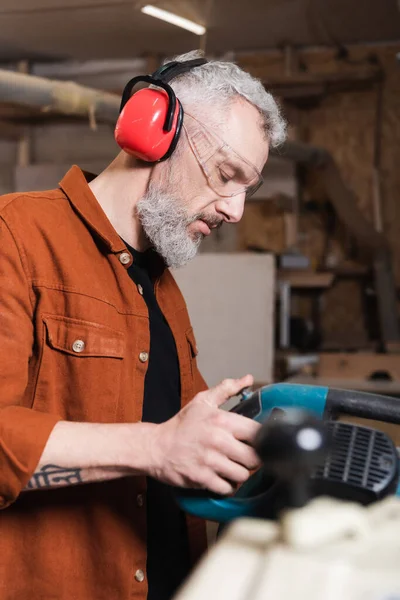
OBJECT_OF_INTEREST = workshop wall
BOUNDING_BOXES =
[238,42,400,349]
[14,123,116,192]
[239,42,400,274]
[298,44,399,276]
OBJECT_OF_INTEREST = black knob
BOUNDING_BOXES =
[254,408,329,508]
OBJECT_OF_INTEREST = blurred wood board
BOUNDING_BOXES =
[279,271,334,288]
[318,353,400,381]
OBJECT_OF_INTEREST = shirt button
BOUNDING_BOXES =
[119,252,131,265]
[136,493,144,507]
[137,284,144,296]
[72,339,85,353]
[139,352,149,363]
[135,569,145,583]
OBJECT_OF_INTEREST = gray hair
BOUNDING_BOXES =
[163,50,286,148]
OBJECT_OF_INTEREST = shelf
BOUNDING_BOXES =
[278,271,335,289]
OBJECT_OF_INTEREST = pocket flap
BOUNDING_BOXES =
[43,316,125,358]
[186,327,198,357]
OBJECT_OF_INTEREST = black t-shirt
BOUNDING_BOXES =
[124,242,191,600]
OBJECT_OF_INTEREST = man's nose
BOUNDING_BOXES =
[215,192,246,224]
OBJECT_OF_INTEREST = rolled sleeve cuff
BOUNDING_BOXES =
[0,406,62,508]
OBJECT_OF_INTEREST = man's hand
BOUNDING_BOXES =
[21,375,260,496]
[147,375,261,495]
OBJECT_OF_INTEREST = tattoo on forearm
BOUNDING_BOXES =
[25,465,83,490]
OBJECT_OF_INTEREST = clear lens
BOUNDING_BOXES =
[206,150,263,198]
[183,114,263,199]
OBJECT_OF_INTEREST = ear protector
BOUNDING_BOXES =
[114,58,207,163]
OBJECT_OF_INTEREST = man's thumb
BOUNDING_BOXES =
[209,374,254,407]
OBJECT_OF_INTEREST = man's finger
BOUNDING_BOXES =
[206,374,254,407]
[202,471,236,496]
[204,450,250,485]
[220,410,261,443]
[214,433,261,469]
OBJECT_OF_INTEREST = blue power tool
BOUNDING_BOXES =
[176,383,400,522]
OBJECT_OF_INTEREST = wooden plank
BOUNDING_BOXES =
[262,67,381,99]
[278,271,334,289]
[263,66,382,87]
[237,56,382,96]
[318,352,400,381]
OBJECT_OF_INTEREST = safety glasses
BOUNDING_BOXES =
[182,112,264,199]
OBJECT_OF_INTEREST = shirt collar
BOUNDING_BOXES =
[59,165,126,254]
[59,165,166,277]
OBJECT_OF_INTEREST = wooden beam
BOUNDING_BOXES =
[237,57,381,100]
[263,66,381,92]
[0,69,120,123]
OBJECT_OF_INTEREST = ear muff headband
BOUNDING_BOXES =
[159,103,184,161]
[151,58,208,83]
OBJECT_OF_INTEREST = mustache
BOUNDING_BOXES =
[192,213,224,230]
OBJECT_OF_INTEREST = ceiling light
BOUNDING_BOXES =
[141,5,206,36]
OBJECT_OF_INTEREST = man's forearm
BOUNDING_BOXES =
[23,420,158,492]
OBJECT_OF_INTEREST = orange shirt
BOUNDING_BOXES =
[0,166,207,599]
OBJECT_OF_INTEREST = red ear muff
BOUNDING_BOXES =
[115,58,207,163]
[115,85,183,163]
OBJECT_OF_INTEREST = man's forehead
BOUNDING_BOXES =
[218,100,269,171]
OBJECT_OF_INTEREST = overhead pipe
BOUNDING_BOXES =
[0,68,121,125]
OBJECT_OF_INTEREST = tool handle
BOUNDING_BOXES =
[326,388,400,424]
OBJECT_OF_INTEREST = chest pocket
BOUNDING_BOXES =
[33,315,125,422]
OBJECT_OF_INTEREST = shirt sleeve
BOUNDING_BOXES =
[0,217,61,508]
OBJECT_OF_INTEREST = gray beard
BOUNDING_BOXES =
[136,182,203,269]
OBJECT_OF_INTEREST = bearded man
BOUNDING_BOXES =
[0,50,285,600]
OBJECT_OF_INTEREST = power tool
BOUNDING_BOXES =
[176,383,400,522]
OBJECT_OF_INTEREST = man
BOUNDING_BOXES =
[0,50,285,599]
